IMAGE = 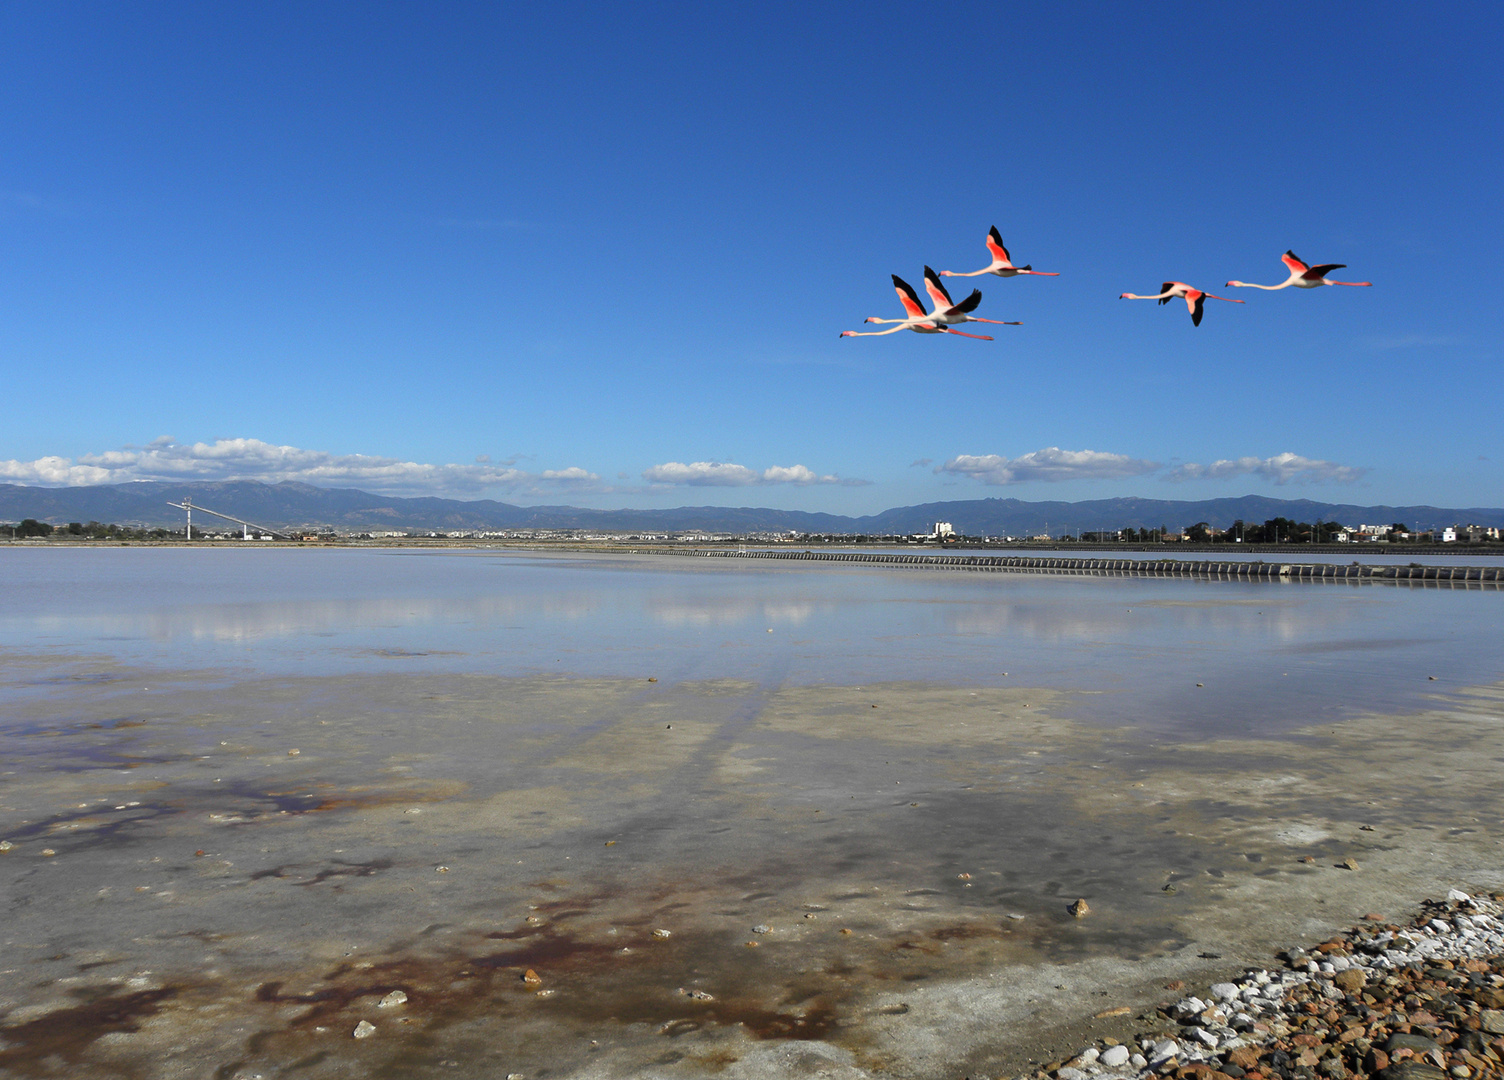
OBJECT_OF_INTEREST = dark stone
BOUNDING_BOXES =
[1385,1033,1441,1054]
[1376,1063,1447,1080]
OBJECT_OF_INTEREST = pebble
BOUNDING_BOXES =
[353,1020,376,1039]
[0,841,12,852]
[651,928,671,938]
[378,990,408,1008]
[752,924,771,934]
[1100,1044,1131,1068]
[1029,888,1504,1080]
[522,969,542,985]
[1069,899,1090,919]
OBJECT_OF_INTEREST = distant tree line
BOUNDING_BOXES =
[1,519,176,540]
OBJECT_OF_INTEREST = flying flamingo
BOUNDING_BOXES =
[922,267,1022,331]
[1226,251,1372,291]
[1119,282,1244,327]
[939,227,1059,278]
[840,274,998,339]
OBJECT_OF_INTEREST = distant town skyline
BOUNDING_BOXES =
[3,4,1499,514]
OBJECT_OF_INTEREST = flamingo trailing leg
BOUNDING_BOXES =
[1119,282,1244,327]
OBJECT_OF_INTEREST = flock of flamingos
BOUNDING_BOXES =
[840,226,1372,338]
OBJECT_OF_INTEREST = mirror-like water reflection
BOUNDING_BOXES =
[2,546,1500,738]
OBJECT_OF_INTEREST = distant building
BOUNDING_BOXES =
[1440,527,1457,542]
[933,522,955,539]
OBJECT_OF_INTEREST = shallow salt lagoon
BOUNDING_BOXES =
[2,545,1501,736]
[1,546,1502,1079]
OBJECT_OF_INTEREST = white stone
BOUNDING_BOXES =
[1056,1068,1088,1080]
[1129,1055,1148,1070]
[1210,982,1240,1002]
[1150,1039,1180,1065]
[377,991,407,1008]
[1192,1027,1218,1048]
[1448,889,1471,902]
[1076,1047,1100,1064]
[353,1020,376,1039]
[1100,1045,1131,1068]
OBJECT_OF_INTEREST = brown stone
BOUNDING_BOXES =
[1068,898,1090,919]
[1337,969,1369,993]
[1480,1010,1504,1036]
[522,969,542,985]
[1366,1049,1391,1073]
[1226,1047,1263,1070]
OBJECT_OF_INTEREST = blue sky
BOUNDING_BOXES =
[2,2,1500,513]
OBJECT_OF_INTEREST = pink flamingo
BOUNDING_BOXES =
[1119,282,1244,327]
[922,267,1022,331]
[939,227,1059,279]
[1227,251,1372,291]
[840,274,997,339]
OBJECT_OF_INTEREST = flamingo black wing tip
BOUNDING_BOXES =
[956,289,983,313]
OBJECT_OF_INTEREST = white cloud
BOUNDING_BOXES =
[938,448,1161,485]
[539,467,600,483]
[0,438,606,497]
[1165,453,1367,485]
[642,461,863,487]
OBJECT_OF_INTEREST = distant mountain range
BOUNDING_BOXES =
[2,480,1501,535]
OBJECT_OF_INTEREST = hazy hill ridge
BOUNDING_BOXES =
[2,481,1501,534]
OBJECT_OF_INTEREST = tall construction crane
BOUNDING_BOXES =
[165,497,289,540]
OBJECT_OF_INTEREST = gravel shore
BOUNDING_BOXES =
[1037,890,1504,1080]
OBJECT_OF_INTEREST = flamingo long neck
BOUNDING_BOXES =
[1230,281,1290,290]
[1324,279,1372,287]
[940,269,991,277]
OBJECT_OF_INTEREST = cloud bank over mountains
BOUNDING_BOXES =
[940,447,1366,487]
[0,437,1369,501]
